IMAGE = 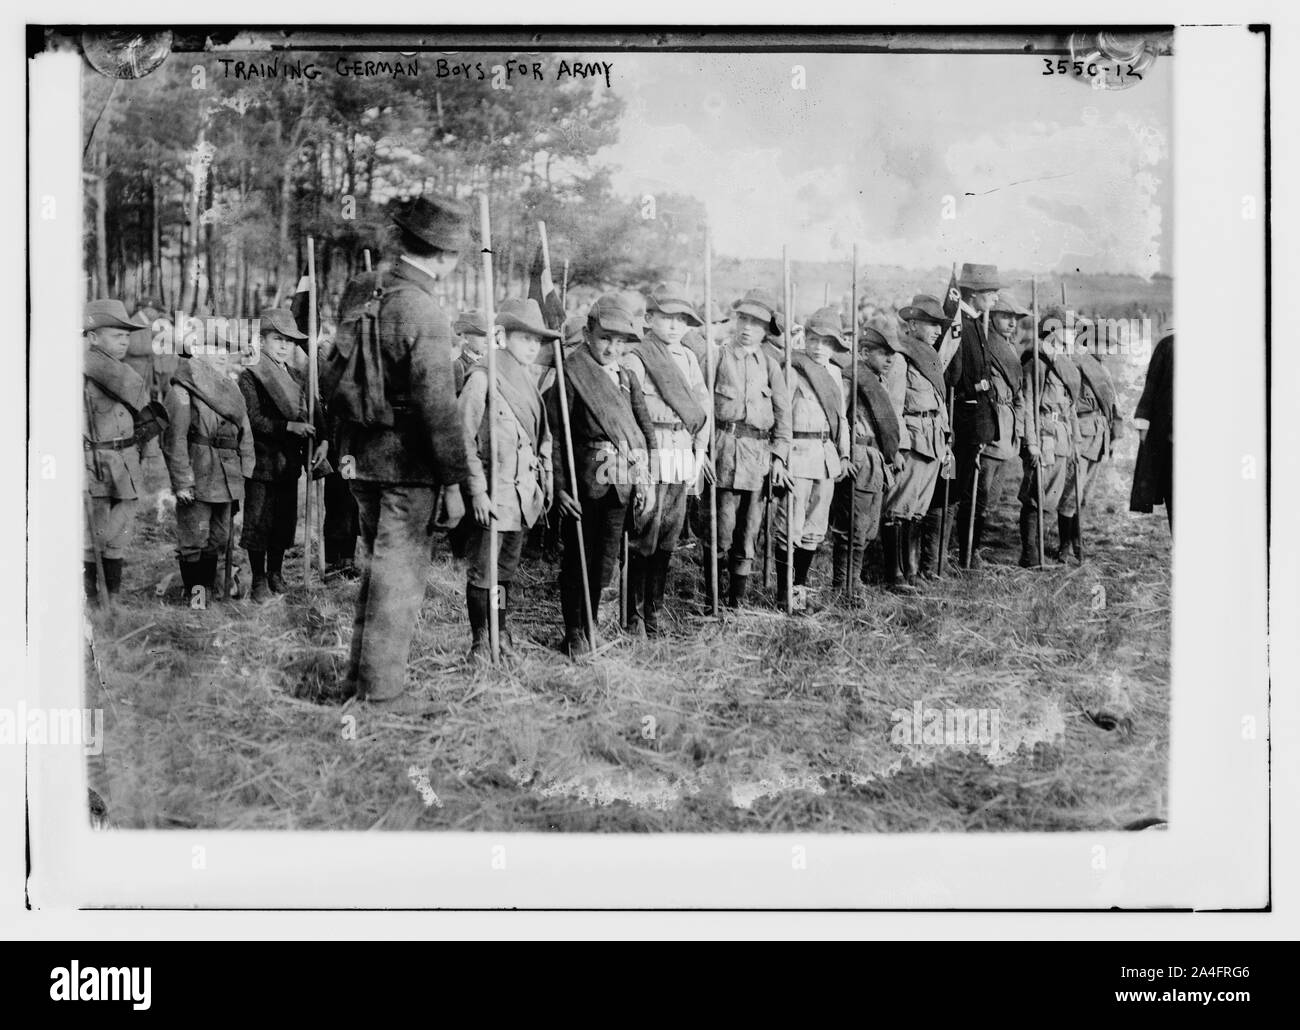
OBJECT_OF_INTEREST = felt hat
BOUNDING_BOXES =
[804,306,850,351]
[562,314,586,345]
[453,309,489,337]
[646,281,703,326]
[897,294,948,325]
[84,299,148,332]
[389,194,470,252]
[259,307,308,341]
[956,263,1002,291]
[732,287,781,331]
[858,325,900,352]
[495,298,561,340]
[588,292,644,340]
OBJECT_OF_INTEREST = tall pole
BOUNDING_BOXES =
[1031,277,1045,566]
[781,245,794,615]
[363,248,372,273]
[847,245,858,605]
[302,236,318,586]
[478,198,500,662]
[541,221,596,651]
[1063,280,1085,561]
[704,227,719,616]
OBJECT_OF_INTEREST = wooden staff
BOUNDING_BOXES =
[302,236,318,586]
[781,246,794,615]
[223,505,235,600]
[477,199,500,662]
[363,249,372,273]
[1063,280,1085,561]
[541,220,596,650]
[620,532,630,628]
[938,387,955,578]
[847,246,858,604]
[560,257,570,312]
[1031,277,1045,566]
[704,227,719,616]
[824,281,830,306]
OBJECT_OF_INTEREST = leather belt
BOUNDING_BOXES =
[717,420,767,440]
[652,419,686,432]
[793,429,831,441]
[190,433,238,451]
[84,436,134,451]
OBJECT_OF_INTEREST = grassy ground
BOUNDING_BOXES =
[84,425,1170,832]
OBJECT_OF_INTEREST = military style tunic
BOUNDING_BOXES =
[622,334,710,488]
[1016,357,1078,514]
[710,340,793,490]
[83,347,149,561]
[884,346,950,520]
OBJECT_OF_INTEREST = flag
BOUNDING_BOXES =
[290,267,318,348]
[937,266,963,371]
[942,267,962,320]
[528,243,566,332]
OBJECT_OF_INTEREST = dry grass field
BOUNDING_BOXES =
[84,404,1169,834]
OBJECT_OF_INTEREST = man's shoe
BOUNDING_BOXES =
[267,571,288,594]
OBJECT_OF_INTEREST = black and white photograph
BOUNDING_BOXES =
[15,14,1276,918]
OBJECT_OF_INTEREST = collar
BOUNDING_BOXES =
[392,256,440,294]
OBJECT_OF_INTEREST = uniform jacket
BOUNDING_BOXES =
[83,347,148,501]
[545,351,657,505]
[163,360,255,503]
[336,259,470,488]
[887,338,951,463]
[622,332,710,487]
[709,340,793,491]
[1015,354,1078,468]
[459,351,553,531]
[1130,333,1173,512]
[788,357,849,480]
[238,357,327,483]
[946,312,999,445]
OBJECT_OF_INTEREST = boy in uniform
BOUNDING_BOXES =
[705,288,793,608]
[237,308,328,602]
[452,309,489,395]
[884,298,954,589]
[620,282,710,635]
[458,298,556,659]
[1016,309,1081,566]
[967,292,1026,563]
[1060,344,1122,560]
[830,325,901,595]
[163,332,256,607]
[544,292,657,656]
[774,306,851,601]
[82,300,157,603]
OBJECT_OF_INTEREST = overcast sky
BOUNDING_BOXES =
[594,51,1172,276]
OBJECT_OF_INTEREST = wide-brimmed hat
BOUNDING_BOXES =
[990,293,1029,317]
[646,281,703,326]
[956,263,1001,291]
[259,307,308,341]
[732,288,780,330]
[496,298,561,341]
[1037,305,1068,338]
[898,294,947,325]
[84,299,148,332]
[804,306,850,350]
[858,325,900,352]
[707,301,731,324]
[588,292,644,340]
[453,309,488,337]
[389,194,470,253]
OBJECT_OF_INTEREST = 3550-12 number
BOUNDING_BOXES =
[1041,58,1143,81]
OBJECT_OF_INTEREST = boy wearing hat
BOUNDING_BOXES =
[1060,348,1123,558]
[705,288,793,608]
[163,332,256,607]
[620,282,711,635]
[82,299,155,602]
[1016,310,1081,566]
[830,325,901,595]
[968,292,1027,562]
[545,291,657,656]
[885,297,954,589]
[339,195,470,709]
[946,263,1004,570]
[452,309,489,395]
[774,306,852,599]
[237,308,329,602]
[459,298,556,659]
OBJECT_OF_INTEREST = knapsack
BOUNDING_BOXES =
[321,272,416,428]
